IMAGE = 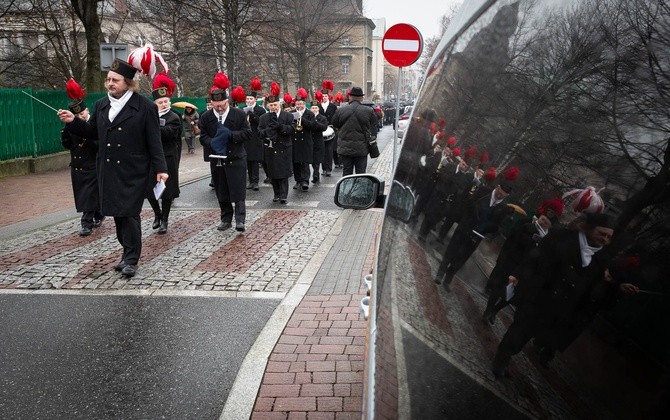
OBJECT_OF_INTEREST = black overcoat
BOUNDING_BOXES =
[146,110,181,200]
[332,101,379,157]
[244,104,267,162]
[259,111,295,179]
[292,109,314,164]
[67,92,167,217]
[199,107,251,202]
[61,127,99,212]
[311,113,329,165]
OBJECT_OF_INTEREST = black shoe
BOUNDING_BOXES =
[301,183,309,191]
[280,199,287,204]
[434,273,443,284]
[293,183,299,190]
[482,313,495,326]
[158,221,168,234]
[235,222,245,232]
[273,197,279,202]
[114,260,127,271]
[312,177,320,183]
[263,178,271,184]
[79,227,92,236]
[121,264,137,277]
[93,216,106,228]
[152,214,162,229]
[252,183,259,191]
[217,221,232,231]
[324,172,332,177]
[246,183,254,189]
[209,182,215,188]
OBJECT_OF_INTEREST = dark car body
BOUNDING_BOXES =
[336,0,670,418]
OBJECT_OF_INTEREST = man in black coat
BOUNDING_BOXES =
[309,104,329,184]
[291,89,314,191]
[436,178,514,288]
[244,91,267,191]
[58,58,168,278]
[259,91,295,204]
[199,86,252,232]
[491,213,639,377]
[61,102,104,236]
[318,91,338,176]
[331,87,379,176]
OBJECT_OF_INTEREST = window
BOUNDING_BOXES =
[340,57,350,75]
[340,36,350,47]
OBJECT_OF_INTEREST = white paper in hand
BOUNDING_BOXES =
[153,180,166,200]
[506,283,515,302]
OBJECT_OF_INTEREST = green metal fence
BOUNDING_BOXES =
[0,89,208,161]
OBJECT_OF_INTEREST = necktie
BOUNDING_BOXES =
[218,114,223,124]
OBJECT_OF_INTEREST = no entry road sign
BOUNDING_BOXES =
[382,23,423,67]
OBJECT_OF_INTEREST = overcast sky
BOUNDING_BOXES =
[364,0,464,40]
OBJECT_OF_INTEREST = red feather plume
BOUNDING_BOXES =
[452,147,461,157]
[503,166,520,181]
[438,118,446,128]
[152,72,175,97]
[537,198,565,218]
[283,92,294,104]
[464,146,478,160]
[447,136,456,147]
[334,92,345,103]
[484,167,497,182]
[213,72,230,90]
[297,87,308,100]
[250,77,262,91]
[270,81,280,96]
[322,80,334,91]
[315,90,323,102]
[231,85,246,104]
[65,78,86,100]
[479,151,490,164]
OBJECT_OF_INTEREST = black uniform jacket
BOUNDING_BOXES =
[311,113,329,165]
[199,107,252,202]
[146,110,181,200]
[292,109,315,164]
[259,110,295,179]
[67,92,167,217]
[244,104,267,162]
[61,127,99,212]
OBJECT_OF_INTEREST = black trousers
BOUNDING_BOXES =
[220,200,246,224]
[322,140,334,172]
[81,210,103,229]
[293,162,310,184]
[271,178,289,200]
[247,160,262,184]
[114,215,142,266]
[341,155,367,177]
[437,224,482,283]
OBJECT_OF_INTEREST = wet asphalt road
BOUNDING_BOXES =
[0,293,278,420]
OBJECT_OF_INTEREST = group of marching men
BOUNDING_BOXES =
[56,42,357,277]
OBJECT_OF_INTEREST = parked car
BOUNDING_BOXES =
[336,0,669,418]
[395,110,411,138]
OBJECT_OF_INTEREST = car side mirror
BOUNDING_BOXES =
[334,174,385,209]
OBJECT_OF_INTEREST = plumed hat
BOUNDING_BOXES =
[151,72,175,100]
[296,88,308,102]
[127,43,168,79]
[333,92,345,103]
[463,146,478,164]
[266,82,281,103]
[447,136,456,147]
[283,92,294,105]
[314,90,324,102]
[537,198,564,221]
[562,186,605,214]
[483,167,497,183]
[209,72,230,101]
[65,78,86,114]
[321,80,334,94]
[230,85,247,105]
[109,59,137,80]
[250,77,262,98]
[499,166,520,194]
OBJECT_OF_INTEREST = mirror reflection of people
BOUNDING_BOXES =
[57,58,168,278]
[492,213,640,378]
[60,79,104,236]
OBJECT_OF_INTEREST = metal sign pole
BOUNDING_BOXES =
[393,66,402,169]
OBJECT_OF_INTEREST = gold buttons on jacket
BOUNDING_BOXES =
[118,127,123,131]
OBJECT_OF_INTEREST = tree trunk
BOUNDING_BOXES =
[71,0,102,92]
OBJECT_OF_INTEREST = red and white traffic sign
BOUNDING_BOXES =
[382,23,423,67]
